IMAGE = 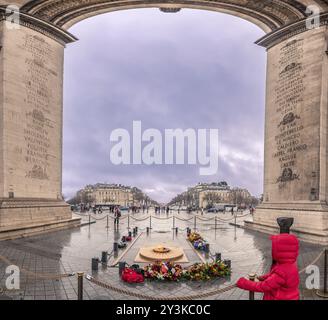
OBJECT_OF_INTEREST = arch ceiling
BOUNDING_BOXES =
[12,0,328,32]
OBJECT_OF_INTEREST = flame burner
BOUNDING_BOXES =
[139,244,184,261]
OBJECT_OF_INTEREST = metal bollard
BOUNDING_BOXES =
[223,259,231,269]
[92,258,99,271]
[77,272,84,300]
[119,261,126,277]
[101,251,108,264]
[215,253,222,261]
[248,273,256,300]
[277,217,294,234]
[113,242,118,253]
[316,249,328,298]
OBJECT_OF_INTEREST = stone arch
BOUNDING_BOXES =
[19,0,307,32]
[1,0,328,243]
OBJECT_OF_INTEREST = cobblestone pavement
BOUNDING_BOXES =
[0,210,326,300]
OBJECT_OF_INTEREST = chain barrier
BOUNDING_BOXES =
[299,249,325,274]
[130,215,150,222]
[86,275,237,300]
[0,255,75,280]
[215,216,236,222]
[151,215,172,220]
[236,213,251,219]
[86,248,326,300]
[196,216,216,222]
[90,215,108,221]
[175,216,194,222]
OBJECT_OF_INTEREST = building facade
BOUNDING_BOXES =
[169,182,252,208]
[76,183,155,207]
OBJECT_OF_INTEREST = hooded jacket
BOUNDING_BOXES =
[237,233,300,300]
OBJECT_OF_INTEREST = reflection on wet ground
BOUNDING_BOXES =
[0,210,325,300]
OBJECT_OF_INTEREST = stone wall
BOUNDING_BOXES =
[1,23,64,200]
[263,27,327,203]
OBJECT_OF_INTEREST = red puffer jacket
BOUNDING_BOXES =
[237,233,300,300]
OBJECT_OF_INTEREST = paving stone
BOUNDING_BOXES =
[0,211,325,300]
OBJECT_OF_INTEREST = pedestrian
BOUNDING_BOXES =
[236,233,300,300]
[201,207,204,216]
[166,206,170,215]
[114,206,121,228]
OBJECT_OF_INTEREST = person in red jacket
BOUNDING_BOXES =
[237,233,300,300]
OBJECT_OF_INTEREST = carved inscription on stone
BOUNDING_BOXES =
[22,35,57,180]
[273,39,307,188]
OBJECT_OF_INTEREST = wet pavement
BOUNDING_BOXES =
[0,210,326,300]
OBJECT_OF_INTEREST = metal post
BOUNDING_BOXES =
[91,258,99,271]
[128,214,130,230]
[316,249,328,298]
[88,214,91,225]
[234,212,237,226]
[147,227,150,235]
[224,259,231,269]
[194,216,196,231]
[248,273,256,300]
[101,251,108,264]
[113,242,118,253]
[77,272,84,300]
[172,216,175,230]
[215,216,217,230]
[119,261,126,277]
[106,215,109,229]
[176,227,178,234]
[150,215,152,229]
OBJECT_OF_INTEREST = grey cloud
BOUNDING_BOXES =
[62,8,266,203]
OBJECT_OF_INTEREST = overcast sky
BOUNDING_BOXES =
[62,8,266,203]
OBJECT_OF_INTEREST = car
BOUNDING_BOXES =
[207,207,218,213]
[215,205,225,212]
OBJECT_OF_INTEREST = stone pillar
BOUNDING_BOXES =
[0,18,80,239]
[246,25,328,244]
